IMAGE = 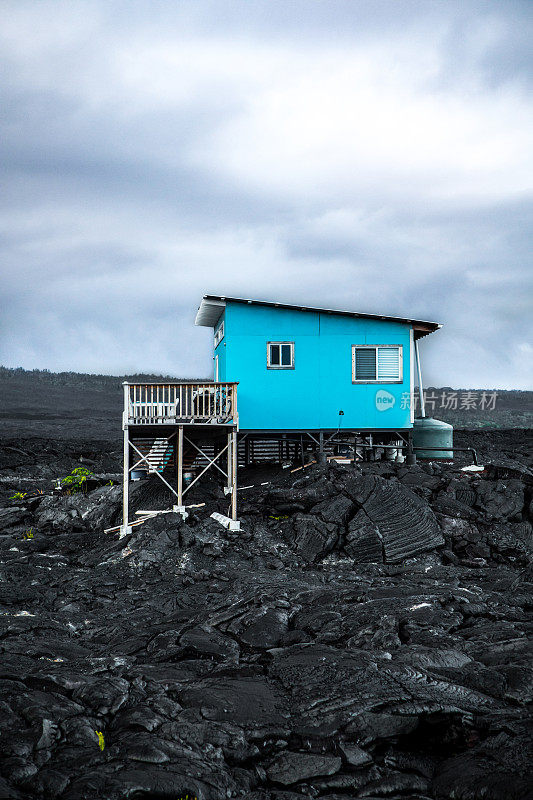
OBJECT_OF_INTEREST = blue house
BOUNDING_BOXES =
[195,295,440,433]
[119,295,441,532]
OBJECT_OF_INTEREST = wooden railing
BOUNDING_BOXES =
[124,382,238,425]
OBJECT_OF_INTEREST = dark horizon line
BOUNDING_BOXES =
[0,365,530,393]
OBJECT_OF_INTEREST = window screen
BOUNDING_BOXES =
[353,345,402,381]
[268,342,294,368]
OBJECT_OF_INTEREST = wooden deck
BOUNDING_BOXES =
[124,381,238,426]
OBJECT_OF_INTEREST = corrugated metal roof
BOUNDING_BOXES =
[195,295,441,339]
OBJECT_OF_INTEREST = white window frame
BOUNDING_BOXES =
[352,344,403,383]
[214,321,224,349]
[267,341,295,369]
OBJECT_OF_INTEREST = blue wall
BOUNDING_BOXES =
[214,301,412,431]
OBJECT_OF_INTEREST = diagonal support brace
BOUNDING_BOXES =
[129,439,180,499]
[183,435,229,479]
[182,441,230,497]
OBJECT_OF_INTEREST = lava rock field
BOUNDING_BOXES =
[0,431,532,799]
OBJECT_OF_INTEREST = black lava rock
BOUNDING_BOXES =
[0,431,531,799]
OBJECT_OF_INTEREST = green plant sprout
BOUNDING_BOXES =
[9,491,27,502]
[22,529,34,540]
[10,489,44,502]
[61,467,94,495]
[95,730,105,751]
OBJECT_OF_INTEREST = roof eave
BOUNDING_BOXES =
[195,297,226,327]
[195,294,441,334]
[413,323,442,340]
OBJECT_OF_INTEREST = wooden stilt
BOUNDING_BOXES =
[231,428,238,521]
[122,428,129,528]
[121,382,132,536]
[177,425,183,507]
[227,431,232,494]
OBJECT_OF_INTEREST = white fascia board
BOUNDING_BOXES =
[195,298,226,327]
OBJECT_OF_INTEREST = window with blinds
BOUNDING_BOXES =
[355,348,376,380]
[352,345,402,382]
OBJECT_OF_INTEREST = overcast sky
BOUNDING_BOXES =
[1,0,532,388]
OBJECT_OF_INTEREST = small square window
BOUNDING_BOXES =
[267,341,294,369]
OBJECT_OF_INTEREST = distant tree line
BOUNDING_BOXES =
[0,366,209,391]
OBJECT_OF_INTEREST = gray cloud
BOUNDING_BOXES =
[0,0,532,388]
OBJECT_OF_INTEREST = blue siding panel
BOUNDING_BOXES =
[220,301,412,431]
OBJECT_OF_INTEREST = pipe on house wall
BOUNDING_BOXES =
[414,339,426,418]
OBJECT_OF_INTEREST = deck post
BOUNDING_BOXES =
[227,430,233,494]
[317,430,327,465]
[120,383,132,538]
[231,428,238,521]
[177,424,184,506]
[406,429,416,465]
